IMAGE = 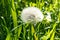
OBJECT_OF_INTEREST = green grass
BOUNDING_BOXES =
[0,0,60,40]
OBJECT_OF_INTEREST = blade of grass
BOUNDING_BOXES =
[31,25,38,40]
[11,0,18,40]
[1,16,11,40]
[50,30,55,40]
[23,23,29,40]
[6,33,11,40]
[42,23,57,40]
[18,25,22,38]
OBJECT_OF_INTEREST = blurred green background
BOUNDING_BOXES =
[0,0,60,40]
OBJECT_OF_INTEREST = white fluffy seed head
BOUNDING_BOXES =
[21,7,44,23]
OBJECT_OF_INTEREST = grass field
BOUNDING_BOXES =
[0,0,60,40]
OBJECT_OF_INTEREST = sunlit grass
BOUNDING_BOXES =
[0,0,60,40]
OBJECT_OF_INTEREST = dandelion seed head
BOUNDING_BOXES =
[21,7,44,23]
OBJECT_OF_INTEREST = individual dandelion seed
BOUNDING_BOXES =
[21,7,44,23]
[46,12,52,22]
